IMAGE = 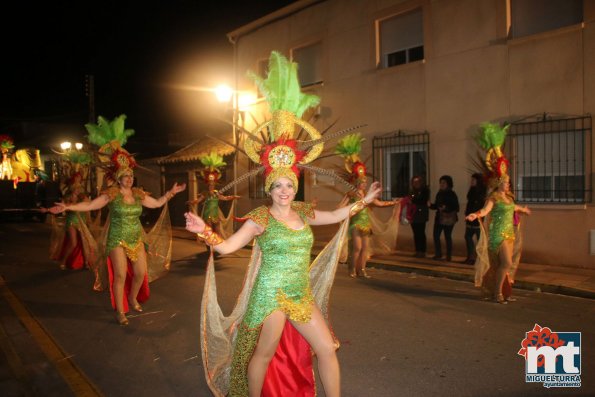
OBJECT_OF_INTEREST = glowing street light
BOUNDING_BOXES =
[214,84,233,103]
[75,142,83,150]
[60,141,72,150]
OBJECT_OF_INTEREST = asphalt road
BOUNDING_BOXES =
[0,221,593,396]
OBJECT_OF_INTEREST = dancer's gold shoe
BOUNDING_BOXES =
[130,300,143,312]
[115,312,129,325]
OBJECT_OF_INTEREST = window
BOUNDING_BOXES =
[373,131,429,200]
[292,42,323,87]
[378,8,424,68]
[506,115,592,203]
[510,0,583,38]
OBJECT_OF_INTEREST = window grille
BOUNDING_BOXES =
[373,131,429,200]
[378,8,424,68]
[506,114,592,203]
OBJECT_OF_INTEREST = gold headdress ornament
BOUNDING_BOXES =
[218,51,361,194]
[85,114,136,183]
[335,133,367,184]
[476,122,510,189]
[199,151,226,184]
[244,52,322,191]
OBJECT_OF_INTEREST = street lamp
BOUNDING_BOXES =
[60,141,72,151]
[214,84,233,103]
[75,142,83,150]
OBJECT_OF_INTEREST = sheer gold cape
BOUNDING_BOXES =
[474,217,523,288]
[201,220,349,397]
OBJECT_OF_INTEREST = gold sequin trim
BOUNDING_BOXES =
[353,224,372,234]
[291,201,315,219]
[229,322,261,396]
[101,186,120,202]
[132,187,147,200]
[243,206,269,228]
[276,289,313,323]
[119,240,143,261]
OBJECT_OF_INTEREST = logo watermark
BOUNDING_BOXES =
[518,324,581,388]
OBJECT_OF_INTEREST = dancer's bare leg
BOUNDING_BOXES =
[359,235,370,277]
[247,310,286,397]
[109,247,128,316]
[60,227,78,269]
[129,247,148,308]
[495,241,513,301]
[292,304,340,397]
[351,231,363,277]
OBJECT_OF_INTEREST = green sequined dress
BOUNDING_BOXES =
[202,192,220,223]
[229,202,315,395]
[488,198,515,252]
[348,196,371,235]
[64,184,87,229]
[104,187,146,261]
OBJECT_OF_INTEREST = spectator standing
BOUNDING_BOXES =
[462,173,486,264]
[409,175,430,258]
[430,175,459,261]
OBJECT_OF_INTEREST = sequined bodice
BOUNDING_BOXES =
[243,212,314,328]
[349,196,370,230]
[106,194,144,253]
[203,193,220,221]
[488,200,515,251]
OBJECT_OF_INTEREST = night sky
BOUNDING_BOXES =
[1,0,295,158]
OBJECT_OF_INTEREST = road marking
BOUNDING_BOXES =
[0,276,103,397]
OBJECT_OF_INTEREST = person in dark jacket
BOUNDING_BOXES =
[409,175,430,258]
[462,173,486,264]
[430,175,459,261]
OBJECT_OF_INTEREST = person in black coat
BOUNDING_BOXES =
[430,175,459,261]
[409,175,430,257]
[462,173,486,264]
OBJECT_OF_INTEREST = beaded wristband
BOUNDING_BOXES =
[349,199,368,217]
[196,225,224,246]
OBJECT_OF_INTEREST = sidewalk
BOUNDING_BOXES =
[174,227,595,300]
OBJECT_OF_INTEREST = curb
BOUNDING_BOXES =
[172,233,595,301]
[364,258,595,301]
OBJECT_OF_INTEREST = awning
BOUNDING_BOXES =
[158,136,235,165]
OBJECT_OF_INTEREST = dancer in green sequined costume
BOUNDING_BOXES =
[186,177,382,397]
[185,52,381,397]
[337,134,399,279]
[48,149,94,270]
[466,122,530,304]
[190,152,239,237]
[58,172,90,269]
[50,115,186,325]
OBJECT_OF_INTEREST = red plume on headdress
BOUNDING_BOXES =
[109,148,137,181]
[260,138,305,179]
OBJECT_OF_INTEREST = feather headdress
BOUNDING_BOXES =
[199,152,227,184]
[220,51,352,193]
[475,122,510,189]
[85,114,137,182]
[335,133,367,184]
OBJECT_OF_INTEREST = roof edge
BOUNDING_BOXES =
[227,0,326,42]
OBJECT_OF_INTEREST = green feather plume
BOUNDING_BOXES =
[248,51,320,118]
[85,114,135,147]
[199,152,226,169]
[335,133,365,157]
[64,151,93,165]
[476,122,509,150]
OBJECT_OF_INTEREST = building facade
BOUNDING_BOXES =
[226,0,595,268]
